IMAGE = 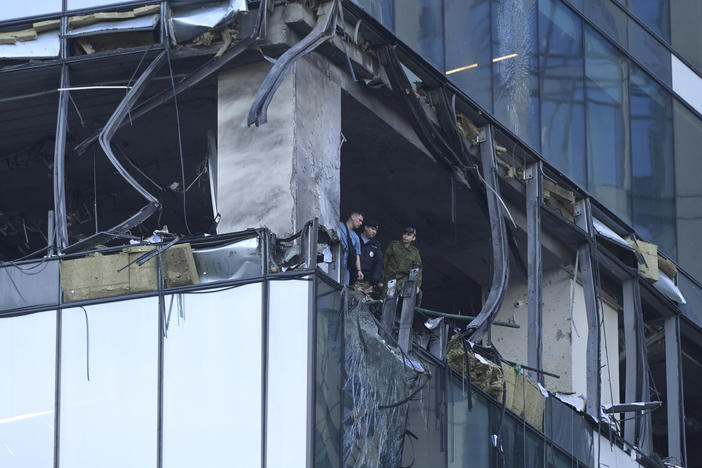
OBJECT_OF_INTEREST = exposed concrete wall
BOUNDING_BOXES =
[492,266,620,405]
[217,58,340,236]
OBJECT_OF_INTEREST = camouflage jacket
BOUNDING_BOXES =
[382,240,422,289]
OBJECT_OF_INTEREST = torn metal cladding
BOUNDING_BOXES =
[168,0,248,44]
[74,0,268,155]
[465,124,510,344]
[247,0,338,127]
[526,161,543,383]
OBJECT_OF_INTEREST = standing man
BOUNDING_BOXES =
[382,226,422,295]
[340,211,364,285]
[358,219,384,288]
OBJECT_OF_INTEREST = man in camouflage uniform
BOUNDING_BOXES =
[382,226,422,296]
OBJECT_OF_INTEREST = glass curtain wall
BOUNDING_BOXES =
[444,0,493,112]
[394,0,444,71]
[538,0,586,186]
[585,27,631,223]
[629,65,675,257]
[492,0,541,150]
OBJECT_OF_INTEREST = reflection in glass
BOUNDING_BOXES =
[0,312,56,468]
[163,286,263,468]
[395,0,444,70]
[315,279,343,468]
[525,428,545,467]
[401,362,445,466]
[630,65,675,257]
[538,0,586,186]
[674,100,702,279]
[444,0,493,112]
[500,414,524,466]
[60,298,158,468]
[492,0,540,150]
[628,0,670,41]
[352,0,394,31]
[627,18,672,87]
[448,379,491,467]
[547,444,572,468]
[585,27,631,223]
[67,0,140,10]
[584,0,628,47]
[267,279,311,467]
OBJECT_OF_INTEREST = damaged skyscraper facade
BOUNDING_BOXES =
[2,0,702,467]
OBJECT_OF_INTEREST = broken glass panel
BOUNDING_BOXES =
[0,312,56,468]
[59,297,158,468]
[538,0,586,187]
[585,26,631,223]
[315,278,343,468]
[492,0,541,151]
[630,64,675,257]
[401,361,445,467]
[351,0,394,32]
[162,285,263,468]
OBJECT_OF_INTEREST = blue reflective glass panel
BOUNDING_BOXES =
[630,65,675,257]
[492,0,540,151]
[395,0,444,70]
[538,0,586,186]
[627,18,671,87]
[628,0,670,41]
[585,27,631,222]
[444,0,493,112]
[584,0,628,47]
[351,0,395,32]
[674,100,702,279]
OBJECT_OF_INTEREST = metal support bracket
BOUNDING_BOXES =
[380,279,398,340]
[526,161,543,383]
[397,269,419,354]
[574,198,602,420]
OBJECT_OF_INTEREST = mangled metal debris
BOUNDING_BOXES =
[168,0,247,44]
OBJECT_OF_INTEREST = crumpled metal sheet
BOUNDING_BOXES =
[653,271,686,304]
[192,236,262,283]
[66,14,159,37]
[592,218,633,250]
[0,31,59,58]
[169,0,247,44]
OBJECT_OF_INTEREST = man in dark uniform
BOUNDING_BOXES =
[382,226,422,296]
[357,219,384,288]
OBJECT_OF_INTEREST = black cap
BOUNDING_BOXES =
[403,226,416,235]
[364,219,380,228]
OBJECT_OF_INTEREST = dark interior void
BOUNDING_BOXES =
[642,302,668,457]
[340,91,491,316]
[681,321,702,468]
[0,52,218,260]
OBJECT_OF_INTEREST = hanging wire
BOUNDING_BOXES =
[79,306,91,381]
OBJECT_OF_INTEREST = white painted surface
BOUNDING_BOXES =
[267,279,310,468]
[595,433,642,468]
[672,54,702,115]
[492,266,619,405]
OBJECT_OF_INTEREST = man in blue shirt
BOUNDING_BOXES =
[339,211,364,284]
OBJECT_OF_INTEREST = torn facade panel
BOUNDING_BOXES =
[0,31,60,58]
[1,1,701,467]
[169,0,247,43]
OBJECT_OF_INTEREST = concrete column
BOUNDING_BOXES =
[217,57,341,236]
